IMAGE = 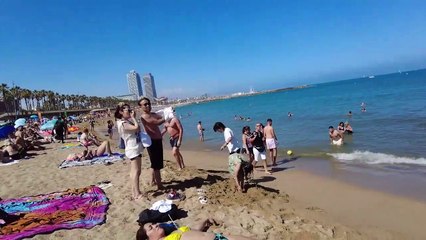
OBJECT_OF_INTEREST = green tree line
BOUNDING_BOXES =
[0,83,128,114]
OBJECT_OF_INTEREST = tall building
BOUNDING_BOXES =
[142,73,157,101]
[126,70,143,100]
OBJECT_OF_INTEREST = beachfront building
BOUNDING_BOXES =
[142,73,157,101]
[116,94,138,101]
[127,70,143,100]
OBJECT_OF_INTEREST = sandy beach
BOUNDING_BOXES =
[1,126,426,240]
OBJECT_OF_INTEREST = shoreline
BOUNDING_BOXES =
[180,137,426,203]
[173,145,426,240]
[1,123,426,239]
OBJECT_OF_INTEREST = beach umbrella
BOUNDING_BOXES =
[30,114,38,119]
[0,123,15,138]
[40,119,58,131]
[14,118,26,129]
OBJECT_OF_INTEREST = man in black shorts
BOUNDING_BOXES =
[139,97,166,190]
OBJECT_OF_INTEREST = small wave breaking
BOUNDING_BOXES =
[328,151,426,166]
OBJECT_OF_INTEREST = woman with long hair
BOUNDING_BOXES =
[115,103,144,200]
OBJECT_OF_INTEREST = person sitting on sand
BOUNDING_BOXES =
[66,140,113,161]
[1,141,27,162]
[137,218,254,240]
[80,128,100,147]
[329,126,344,146]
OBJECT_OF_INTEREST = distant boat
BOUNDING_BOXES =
[368,75,375,79]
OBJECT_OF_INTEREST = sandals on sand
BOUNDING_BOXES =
[166,190,185,201]
[196,189,208,204]
[198,196,208,204]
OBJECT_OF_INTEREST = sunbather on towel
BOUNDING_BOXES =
[137,218,254,240]
[66,141,113,161]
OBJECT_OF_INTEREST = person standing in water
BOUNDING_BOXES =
[263,119,278,166]
[197,121,205,142]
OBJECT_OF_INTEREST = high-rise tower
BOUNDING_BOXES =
[142,73,157,101]
[126,70,143,100]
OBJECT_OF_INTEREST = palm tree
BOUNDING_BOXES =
[0,83,8,102]
[10,86,22,114]
[21,88,33,111]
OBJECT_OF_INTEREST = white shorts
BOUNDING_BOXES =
[253,147,266,162]
[332,139,343,146]
[266,138,277,149]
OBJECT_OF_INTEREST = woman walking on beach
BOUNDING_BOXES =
[115,103,144,200]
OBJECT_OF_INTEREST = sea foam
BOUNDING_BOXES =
[328,151,426,166]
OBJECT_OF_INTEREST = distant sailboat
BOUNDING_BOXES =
[368,75,375,79]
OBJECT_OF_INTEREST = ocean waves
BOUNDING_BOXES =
[328,151,426,166]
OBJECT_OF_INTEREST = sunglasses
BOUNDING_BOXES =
[142,102,150,106]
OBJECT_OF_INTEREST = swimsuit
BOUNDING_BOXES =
[332,139,343,146]
[164,226,190,240]
[214,233,229,240]
[265,138,277,149]
[169,136,179,148]
[147,139,164,170]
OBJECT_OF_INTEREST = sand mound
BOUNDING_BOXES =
[143,161,363,240]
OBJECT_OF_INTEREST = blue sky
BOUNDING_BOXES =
[1,0,426,98]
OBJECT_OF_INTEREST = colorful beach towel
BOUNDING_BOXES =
[0,186,109,240]
[59,153,125,169]
[60,142,83,149]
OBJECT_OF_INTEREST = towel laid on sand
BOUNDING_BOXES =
[60,142,83,149]
[59,153,125,169]
[0,186,110,240]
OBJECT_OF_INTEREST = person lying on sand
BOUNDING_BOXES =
[137,218,254,240]
[66,141,113,161]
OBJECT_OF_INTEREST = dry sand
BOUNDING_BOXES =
[1,126,426,240]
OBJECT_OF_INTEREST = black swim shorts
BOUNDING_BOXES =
[169,137,179,148]
[147,139,164,170]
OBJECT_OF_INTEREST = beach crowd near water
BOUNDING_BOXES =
[1,89,426,240]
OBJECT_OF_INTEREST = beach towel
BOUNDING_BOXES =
[0,186,109,240]
[60,142,83,149]
[59,153,125,169]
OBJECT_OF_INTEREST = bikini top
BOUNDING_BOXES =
[164,226,190,240]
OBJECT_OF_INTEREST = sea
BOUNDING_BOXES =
[175,69,426,200]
